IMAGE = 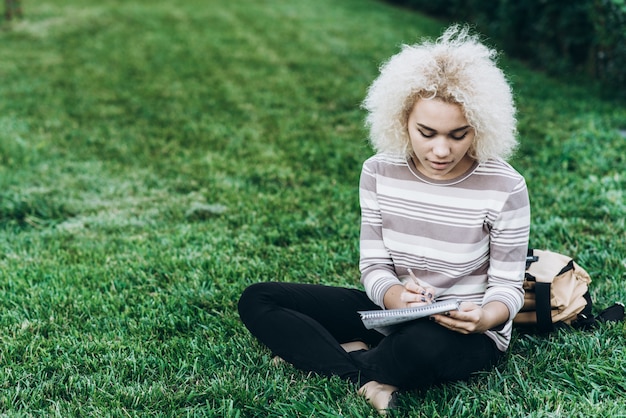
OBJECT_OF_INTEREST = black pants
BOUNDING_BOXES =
[238,282,502,389]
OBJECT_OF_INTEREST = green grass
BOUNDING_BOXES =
[1,0,625,416]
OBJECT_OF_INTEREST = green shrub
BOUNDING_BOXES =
[386,0,626,94]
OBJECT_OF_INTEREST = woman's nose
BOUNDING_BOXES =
[432,137,450,158]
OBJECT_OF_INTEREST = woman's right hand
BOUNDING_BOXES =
[382,281,436,309]
[402,281,436,306]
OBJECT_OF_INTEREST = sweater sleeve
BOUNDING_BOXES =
[483,176,531,321]
[358,159,402,308]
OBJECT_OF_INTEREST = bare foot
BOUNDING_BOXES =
[358,380,399,415]
[341,341,369,352]
[271,355,286,366]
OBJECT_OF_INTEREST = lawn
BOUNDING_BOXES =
[0,0,625,416]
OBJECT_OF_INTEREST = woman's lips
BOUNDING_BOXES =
[430,161,452,170]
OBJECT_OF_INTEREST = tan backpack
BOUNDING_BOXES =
[514,249,594,332]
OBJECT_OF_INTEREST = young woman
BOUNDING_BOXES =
[238,25,531,414]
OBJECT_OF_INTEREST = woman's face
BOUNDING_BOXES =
[407,98,475,181]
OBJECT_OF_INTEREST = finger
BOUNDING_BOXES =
[400,289,430,304]
[458,301,478,312]
[404,280,434,297]
[422,286,436,300]
[404,281,426,294]
[406,301,431,308]
[443,309,470,321]
[434,309,480,334]
[433,316,468,334]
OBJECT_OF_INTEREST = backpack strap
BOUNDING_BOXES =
[525,249,554,332]
[596,302,625,323]
[534,281,553,332]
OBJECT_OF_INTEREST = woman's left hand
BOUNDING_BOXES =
[430,301,509,334]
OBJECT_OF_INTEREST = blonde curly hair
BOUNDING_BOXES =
[362,25,518,162]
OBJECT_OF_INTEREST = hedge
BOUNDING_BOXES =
[385,0,626,93]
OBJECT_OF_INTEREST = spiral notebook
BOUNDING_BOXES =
[358,299,461,330]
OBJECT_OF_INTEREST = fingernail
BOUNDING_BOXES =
[427,293,433,299]
[421,297,426,302]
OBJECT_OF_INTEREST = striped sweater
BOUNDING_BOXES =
[359,153,531,351]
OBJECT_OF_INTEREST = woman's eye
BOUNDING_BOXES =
[450,132,468,140]
[418,129,435,138]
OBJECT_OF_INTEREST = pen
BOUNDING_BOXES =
[407,268,421,286]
